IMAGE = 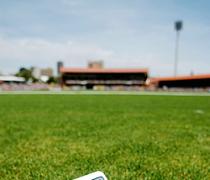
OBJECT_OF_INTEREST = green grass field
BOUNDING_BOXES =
[0,95,210,179]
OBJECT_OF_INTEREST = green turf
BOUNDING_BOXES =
[0,95,209,179]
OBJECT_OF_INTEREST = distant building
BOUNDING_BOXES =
[150,74,210,88]
[32,67,53,82]
[40,68,53,77]
[88,60,103,69]
[0,76,25,84]
[57,61,64,75]
[32,67,41,79]
[60,63,148,90]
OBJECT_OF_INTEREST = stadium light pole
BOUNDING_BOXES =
[174,21,183,76]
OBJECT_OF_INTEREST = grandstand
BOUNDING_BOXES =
[0,76,25,84]
[60,67,148,90]
[150,74,210,88]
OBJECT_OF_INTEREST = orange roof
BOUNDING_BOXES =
[151,74,210,82]
[60,67,148,74]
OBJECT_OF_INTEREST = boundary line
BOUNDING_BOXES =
[0,91,210,96]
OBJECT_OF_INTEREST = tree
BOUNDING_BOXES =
[47,76,58,84]
[16,67,33,82]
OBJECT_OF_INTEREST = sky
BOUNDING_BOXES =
[0,0,210,76]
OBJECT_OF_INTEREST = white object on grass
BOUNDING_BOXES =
[74,171,107,180]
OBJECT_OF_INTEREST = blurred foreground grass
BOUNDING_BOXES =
[0,95,209,179]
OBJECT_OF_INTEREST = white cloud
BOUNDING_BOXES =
[0,36,174,76]
[0,27,209,77]
[0,36,114,74]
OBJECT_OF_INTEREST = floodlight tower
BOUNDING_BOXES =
[174,21,183,76]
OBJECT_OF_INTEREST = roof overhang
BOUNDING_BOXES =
[60,67,148,74]
[150,74,210,83]
[0,76,25,82]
